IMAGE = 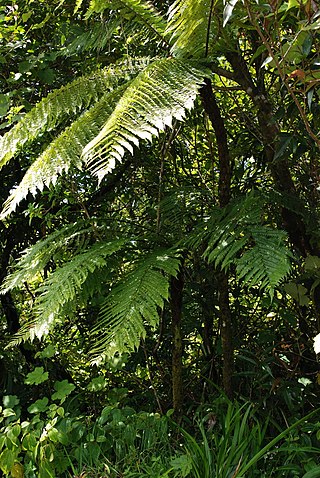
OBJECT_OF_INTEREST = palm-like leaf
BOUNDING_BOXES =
[236,227,291,296]
[0,72,110,168]
[0,86,127,219]
[187,194,292,294]
[1,221,98,293]
[10,239,126,344]
[0,58,149,169]
[91,249,181,358]
[83,58,207,180]
[166,0,213,58]
[86,0,167,41]
[60,20,120,56]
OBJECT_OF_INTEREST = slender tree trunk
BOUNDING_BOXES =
[200,78,234,399]
[226,49,313,257]
[171,269,184,415]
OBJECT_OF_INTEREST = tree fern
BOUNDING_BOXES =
[187,194,292,295]
[0,58,149,169]
[236,227,291,297]
[8,239,126,345]
[0,86,128,219]
[60,19,120,56]
[166,0,213,58]
[91,249,181,358]
[1,222,99,294]
[85,0,167,41]
[83,58,207,180]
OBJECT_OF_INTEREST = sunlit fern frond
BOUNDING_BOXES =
[9,239,126,345]
[83,58,207,181]
[203,195,264,269]
[91,249,181,359]
[0,72,111,168]
[166,0,213,58]
[1,221,99,294]
[0,86,127,219]
[186,192,264,252]
[86,0,167,41]
[0,58,150,169]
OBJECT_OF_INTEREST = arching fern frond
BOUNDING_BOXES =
[10,239,126,345]
[0,58,150,168]
[60,20,120,56]
[0,72,110,168]
[86,0,167,41]
[83,58,207,180]
[1,221,98,294]
[0,86,128,219]
[91,249,181,359]
[186,193,292,295]
[166,0,213,58]
[236,226,291,297]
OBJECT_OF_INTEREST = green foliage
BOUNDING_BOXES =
[92,249,181,358]
[86,0,168,40]
[0,379,172,478]
[0,5,320,478]
[25,367,49,386]
[60,20,121,56]
[166,0,213,58]
[1,221,97,293]
[51,380,76,403]
[9,238,126,344]
[172,401,320,478]
[84,58,207,180]
[188,194,292,296]
[0,86,127,218]
[0,69,117,167]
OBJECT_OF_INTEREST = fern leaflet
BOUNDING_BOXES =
[86,0,167,40]
[1,221,98,293]
[0,58,150,169]
[236,227,291,297]
[187,193,292,295]
[10,239,126,344]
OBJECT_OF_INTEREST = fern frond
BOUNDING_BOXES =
[0,86,127,219]
[1,221,97,293]
[61,20,120,56]
[0,58,150,168]
[0,72,109,168]
[12,239,126,344]
[91,249,181,358]
[187,193,292,294]
[200,193,264,261]
[83,58,206,180]
[166,0,213,58]
[236,227,292,297]
[86,0,167,41]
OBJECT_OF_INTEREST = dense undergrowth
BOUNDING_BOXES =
[1,366,320,478]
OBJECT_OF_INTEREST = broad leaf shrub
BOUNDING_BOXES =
[1,373,320,478]
[0,368,172,477]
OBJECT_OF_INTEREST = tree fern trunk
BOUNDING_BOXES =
[201,78,234,399]
[171,270,184,415]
